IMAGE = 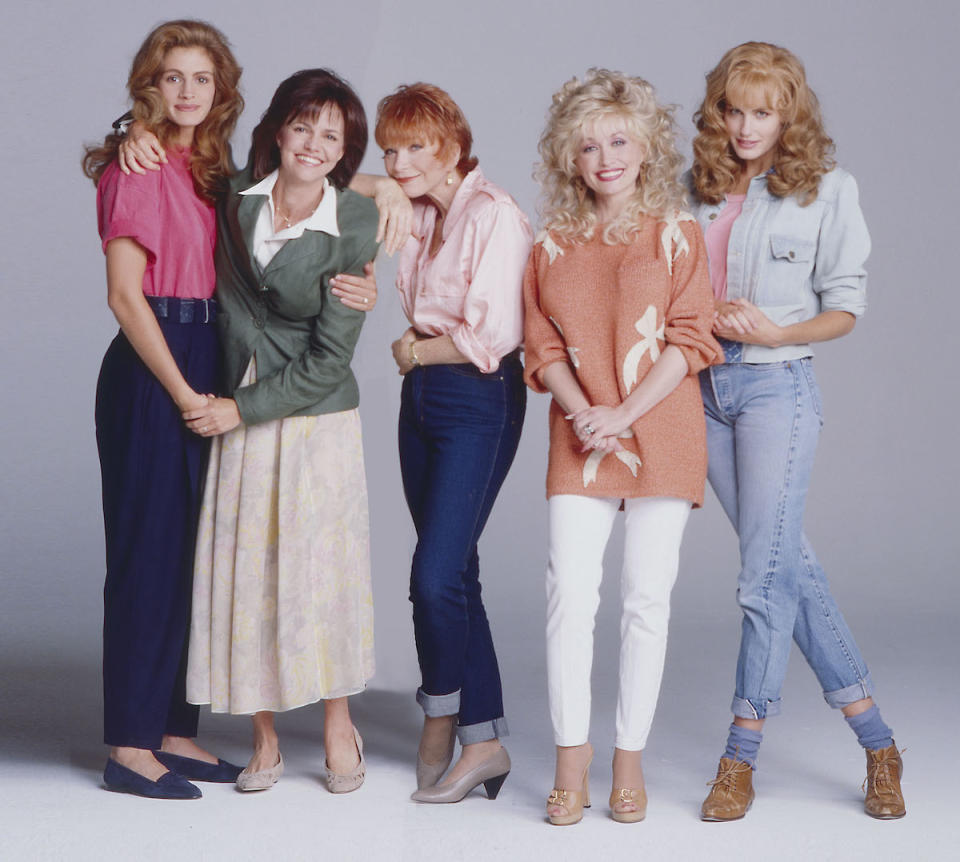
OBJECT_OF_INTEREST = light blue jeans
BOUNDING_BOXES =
[700,341,873,720]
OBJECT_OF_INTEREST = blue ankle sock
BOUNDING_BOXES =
[723,723,762,769]
[845,705,893,751]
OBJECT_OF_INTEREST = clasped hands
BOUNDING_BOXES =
[181,393,242,437]
[713,297,783,347]
[568,405,630,454]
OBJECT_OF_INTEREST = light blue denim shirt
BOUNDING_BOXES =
[690,167,870,363]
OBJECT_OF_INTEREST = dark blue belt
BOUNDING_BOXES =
[146,296,218,324]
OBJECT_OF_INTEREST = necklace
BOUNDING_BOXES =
[272,185,324,231]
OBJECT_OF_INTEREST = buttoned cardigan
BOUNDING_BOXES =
[214,165,380,426]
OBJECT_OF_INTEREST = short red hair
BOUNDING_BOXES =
[375,83,478,176]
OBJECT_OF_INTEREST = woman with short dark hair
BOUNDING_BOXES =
[181,68,381,793]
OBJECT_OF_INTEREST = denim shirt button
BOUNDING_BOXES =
[709,213,717,220]
[788,250,796,259]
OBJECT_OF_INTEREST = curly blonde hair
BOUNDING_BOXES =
[83,19,243,201]
[535,69,685,246]
[692,42,835,206]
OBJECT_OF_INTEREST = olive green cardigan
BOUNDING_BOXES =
[214,167,380,426]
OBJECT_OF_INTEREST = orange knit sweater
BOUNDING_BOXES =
[523,215,722,504]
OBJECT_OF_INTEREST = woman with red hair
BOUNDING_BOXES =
[375,83,532,803]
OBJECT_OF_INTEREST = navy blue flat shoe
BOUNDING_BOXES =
[152,751,244,783]
[103,758,202,799]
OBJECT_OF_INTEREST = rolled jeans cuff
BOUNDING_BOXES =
[416,687,460,718]
[731,695,782,720]
[823,675,873,709]
[458,717,509,745]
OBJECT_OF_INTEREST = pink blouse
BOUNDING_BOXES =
[704,193,745,301]
[97,151,217,300]
[394,168,532,372]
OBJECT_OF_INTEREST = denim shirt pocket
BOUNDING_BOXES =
[765,234,817,302]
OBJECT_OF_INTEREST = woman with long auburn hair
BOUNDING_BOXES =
[689,42,905,821]
[524,69,721,825]
[84,19,245,799]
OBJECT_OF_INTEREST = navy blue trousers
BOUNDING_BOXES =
[399,354,525,740]
[95,315,218,749]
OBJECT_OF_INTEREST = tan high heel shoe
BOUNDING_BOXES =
[416,722,457,790]
[546,746,593,826]
[609,786,647,823]
[325,726,365,794]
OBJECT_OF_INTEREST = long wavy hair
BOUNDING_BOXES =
[82,19,243,201]
[536,69,685,246]
[691,42,835,206]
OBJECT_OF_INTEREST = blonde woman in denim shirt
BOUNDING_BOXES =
[689,42,905,821]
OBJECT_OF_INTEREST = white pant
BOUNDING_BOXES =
[546,495,691,750]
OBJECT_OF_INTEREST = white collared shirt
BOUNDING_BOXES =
[239,170,340,270]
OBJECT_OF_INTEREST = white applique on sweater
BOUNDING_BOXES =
[659,211,695,276]
[622,304,664,392]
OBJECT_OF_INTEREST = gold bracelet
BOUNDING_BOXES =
[409,339,420,366]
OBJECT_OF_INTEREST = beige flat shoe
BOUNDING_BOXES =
[326,727,365,794]
[236,753,284,792]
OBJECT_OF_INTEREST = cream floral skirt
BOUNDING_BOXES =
[186,362,374,714]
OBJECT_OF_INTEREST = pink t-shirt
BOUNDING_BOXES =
[394,168,532,373]
[704,193,746,301]
[97,151,216,299]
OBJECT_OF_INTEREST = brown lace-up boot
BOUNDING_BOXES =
[700,757,755,821]
[863,743,905,819]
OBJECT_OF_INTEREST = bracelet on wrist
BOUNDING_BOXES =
[409,339,420,366]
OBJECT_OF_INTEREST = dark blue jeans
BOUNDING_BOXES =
[399,353,525,743]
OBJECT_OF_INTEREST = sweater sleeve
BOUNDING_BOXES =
[662,220,723,375]
[522,241,569,393]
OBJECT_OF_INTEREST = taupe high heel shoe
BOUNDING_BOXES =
[410,746,510,803]
[325,726,365,794]
[416,722,457,790]
[547,746,593,826]
[609,786,647,823]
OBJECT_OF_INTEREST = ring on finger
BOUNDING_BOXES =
[584,423,595,435]
[362,297,369,304]
[201,425,208,432]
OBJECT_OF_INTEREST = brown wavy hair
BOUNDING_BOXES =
[375,83,479,177]
[536,68,686,246]
[82,19,243,201]
[691,42,835,206]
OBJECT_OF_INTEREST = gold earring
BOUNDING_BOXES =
[446,173,454,185]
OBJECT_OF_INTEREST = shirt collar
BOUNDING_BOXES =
[240,170,340,237]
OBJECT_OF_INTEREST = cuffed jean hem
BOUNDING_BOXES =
[416,687,460,718]
[458,717,509,744]
[732,695,782,720]
[823,675,873,709]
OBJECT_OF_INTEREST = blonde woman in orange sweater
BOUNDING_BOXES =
[523,69,722,825]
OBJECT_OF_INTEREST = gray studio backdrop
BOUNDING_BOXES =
[2,0,956,726]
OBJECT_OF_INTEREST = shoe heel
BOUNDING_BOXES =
[583,764,591,808]
[483,771,509,800]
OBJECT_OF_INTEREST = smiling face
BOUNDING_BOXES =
[382,139,459,201]
[723,86,782,173]
[573,115,646,220]
[275,103,345,189]
[157,46,216,144]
